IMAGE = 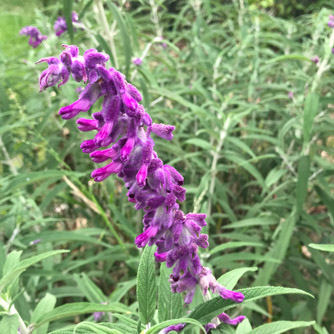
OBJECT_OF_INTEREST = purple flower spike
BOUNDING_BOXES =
[37,45,245,309]
[328,15,334,28]
[217,313,246,326]
[20,26,47,48]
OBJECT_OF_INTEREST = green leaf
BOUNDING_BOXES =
[210,242,263,255]
[314,185,334,219]
[145,318,206,334]
[268,54,312,63]
[31,293,57,334]
[34,302,132,327]
[137,246,157,325]
[0,82,9,112]
[303,93,319,144]
[223,218,277,229]
[73,322,122,334]
[3,250,22,276]
[0,250,69,293]
[264,169,287,189]
[109,279,136,302]
[309,243,334,252]
[296,155,310,216]
[63,0,74,42]
[106,1,132,76]
[248,321,314,334]
[255,212,296,285]
[158,264,184,322]
[74,273,106,303]
[184,138,212,151]
[188,286,313,324]
[317,279,333,323]
[0,314,19,334]
[217,267,258,290]
[79,0,93,20]
[236,318,252,334]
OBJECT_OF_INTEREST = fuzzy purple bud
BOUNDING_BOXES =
[151,123,175,141]
[310,56,319,64]
[132,57,143,66]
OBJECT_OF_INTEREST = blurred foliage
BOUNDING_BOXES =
[0,0,334,333]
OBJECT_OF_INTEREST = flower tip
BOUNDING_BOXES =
[232,291,245,303]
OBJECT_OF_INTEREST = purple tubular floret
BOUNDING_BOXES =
[37,45,245,308]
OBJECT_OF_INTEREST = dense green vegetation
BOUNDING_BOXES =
[0,1,334,333]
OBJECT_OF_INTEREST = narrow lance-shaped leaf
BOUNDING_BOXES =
[106,1,132,76]
[63,0,74,42]
[0,315,19,334]
[31,293,57,334]
[158,264,184,322]
[0,250,69,294]
[303,93,319,144]
[309,243,334,252]
[34,302,132,327]
[295,155,310,216]
[137,245,157,325]
[248,321,315,334]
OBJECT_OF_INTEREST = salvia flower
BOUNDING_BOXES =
[310,56,319,64]
[160,324,185,333]
[328,15,334,28]
[54,11,79,37]
[29,239,41,245]
[20,26,47,48]
[155,36,168,48]
[37,45,245,311]
[161,312,245,333]
[132,57,143,66]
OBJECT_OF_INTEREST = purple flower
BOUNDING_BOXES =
[156,36,167,48]
[205,323,216,332]
[132,57,143,66]
[20,26,47,48]
[29,239,41,245]
[161,324,185,333]
[93,311,105,321]
[37,45,245,308]
[310,56,319,64]
[217,312,246,325]
[54,11,79,37]
[288,91,294,99]
[328,15,334,28]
